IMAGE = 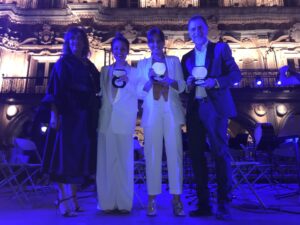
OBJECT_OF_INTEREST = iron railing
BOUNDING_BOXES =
[0,69,296,94]
[0,76,48,94]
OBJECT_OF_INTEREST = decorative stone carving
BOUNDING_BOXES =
[222,0,283,7]
[1,35,20,49]
[121,24,138,43]
[165,0,195,7]
[87,32,102,49]
[0,29,21,49]
[289,23,300,42]
[35,24,55,45]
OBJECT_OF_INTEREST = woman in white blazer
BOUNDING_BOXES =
[96,33,139,214]
[137,27,186,216]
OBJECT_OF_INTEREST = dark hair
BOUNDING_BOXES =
[188,15,208,28]
[147,27,165,43]
[111,32,130,53]
[63,27,90,58]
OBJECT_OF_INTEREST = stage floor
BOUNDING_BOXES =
[1,183,300,225]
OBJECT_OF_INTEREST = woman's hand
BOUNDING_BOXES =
[187,75,195,91]
[118,75,129,83]
[159,75,173,86]
[148,68,157,82]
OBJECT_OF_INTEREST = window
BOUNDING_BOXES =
[117,0,128,8]
[36,62,45,86]
[200,0,219,7]
[284,0,299,7]
[130,0,139,8]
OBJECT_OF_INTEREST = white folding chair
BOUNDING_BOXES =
[230,129,271,209]
[0,138,42,204]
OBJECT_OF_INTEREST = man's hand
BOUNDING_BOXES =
[199,78,216,89]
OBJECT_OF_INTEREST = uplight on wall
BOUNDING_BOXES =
[6,105,18,118]
[276,104,287,116]
[254,104,267,117]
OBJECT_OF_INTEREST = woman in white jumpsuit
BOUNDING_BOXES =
[96,33,139,213]
[137,27,186,216]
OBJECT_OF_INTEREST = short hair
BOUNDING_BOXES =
[147,27,165,43]
[111,32,130,53]
[63,27,90,58]
[188,14,208,28]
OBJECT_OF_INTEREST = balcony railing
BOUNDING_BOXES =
[0,69,293,94]
[0,76,48,94]
[235,69,279,88]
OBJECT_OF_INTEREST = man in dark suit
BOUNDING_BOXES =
[181,15,241,220]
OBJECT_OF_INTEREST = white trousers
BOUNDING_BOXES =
[143,102,183,195]
[96,125,134,211]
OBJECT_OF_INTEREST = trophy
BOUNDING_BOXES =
[192,66,208,99]
[152,62,166,81]
[112,69,127,88]
[192,66,208,85]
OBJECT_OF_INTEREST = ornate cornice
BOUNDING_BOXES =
[1,4,300,26]
[0,4,79,25]
[1,4,300,53]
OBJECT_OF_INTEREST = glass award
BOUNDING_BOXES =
[152,62,166,81]
[112,69,127,88]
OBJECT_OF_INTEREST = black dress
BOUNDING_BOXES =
[42,54,100,184]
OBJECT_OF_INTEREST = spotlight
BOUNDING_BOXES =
[40,124,48,134]
[275,76,282,86]
[254,104,267,116]
[276,104,287,116]
[233,82,239,87]
[255,76,263,86]
[276,79,282,86]
[6,105,18,117]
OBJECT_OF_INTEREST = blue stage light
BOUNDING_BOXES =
[276,79,282,86]
[40,125,48,134]
[255,76,263,86]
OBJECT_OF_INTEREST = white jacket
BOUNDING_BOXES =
[98,65,139,134]
[137,56,186,127]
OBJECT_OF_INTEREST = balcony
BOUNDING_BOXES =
[0,69,297,95]
[0,76,48,95]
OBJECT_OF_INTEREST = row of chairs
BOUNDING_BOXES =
[0,138,42,204]
[2,132,299,209]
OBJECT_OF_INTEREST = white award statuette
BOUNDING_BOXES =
[192,66,208,99]
[112,69,127,88]
[152,62,166,81]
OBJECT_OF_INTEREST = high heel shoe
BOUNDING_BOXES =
[147,199,157,216]
[172,199,185,217]
[55,196,77,217]
[72,195,85,212]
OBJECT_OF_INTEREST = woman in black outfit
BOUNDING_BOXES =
[42,27,100,217]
